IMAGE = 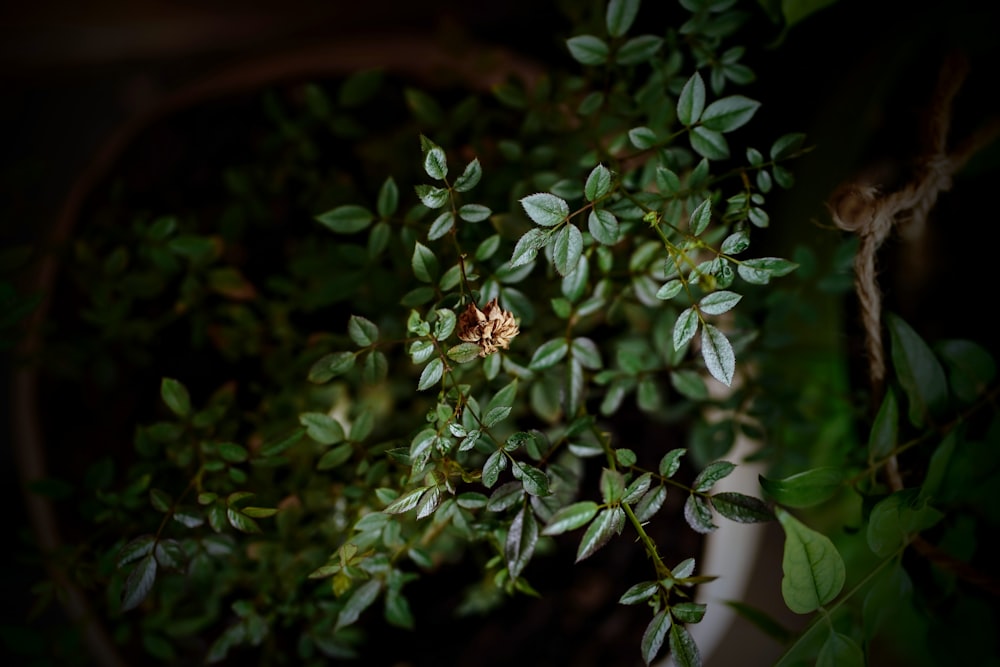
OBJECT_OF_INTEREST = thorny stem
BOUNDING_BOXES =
[592,425,673,580]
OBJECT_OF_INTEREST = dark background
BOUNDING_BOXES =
[4,1,1000,665]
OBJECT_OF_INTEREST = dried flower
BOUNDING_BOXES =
[457,298,519,357]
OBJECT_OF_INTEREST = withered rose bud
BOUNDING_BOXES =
[457,298,519,357]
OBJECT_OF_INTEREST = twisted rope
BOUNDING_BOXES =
[828,52,999,402]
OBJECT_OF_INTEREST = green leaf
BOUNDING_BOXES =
[656,167,682,194]
[336,579,383,631]
[417,358,444,391]
[117,535,155,567]
[571,337,602,370]
[698,290,741,315]
[149,488,172,512]
[529,338,569,370]
[628,126,658,149]
[566,35,609,65]
[688,198,713,236]
[543,501,599,535]
[433,308,456,341]
[217,442,248,463]
[510,228,547,267]
[411,241,439,283]
[427,211,454,240]
[384,589,415,630]
[677,72,706,127]
[866,489,944,558]
[701,323,735,386]
[447,342,481,363]
[317,443,353,471]
[226,508,262,534]
[672,601,707,623]
[483,406,511,428]
[700,95,761,132]
[168,234,216,260]
[459,204,492,223]
[737,257,797,284]
[453,158,482,192]
[670,369,708,400]
[160,378,191,418]
[308,351,356,383]
[552,224,584,276]
[690,126,729,160]
[656,279,683,301]
[668,623,700,667]
[921,430,957,500]
[410,340,435,364]
[770,132,806,160]
[616,35,663,65]
[776,507,845,614]
[635,485,667,522]
[886,312,948,426]
[348,315,379,347]
[482,450,506,488]
[363,350,388,384]
[693,461,737,492]
[384,486,429,514]
[299,412,345,445]
[867,387,898,461]
[338,68,383,107]
[622,471,651,503]
[937,339,997,403]
[576,506,625,562]
[423,146,448,180]
[406,89,444,124]
[588,209,620,245]
[520,192,569,227]
[241,506,277,519]
[759,467,845,508]
[414,184,449,209]
[641,610,671,666]
[711,491,774,523]
[505,504,539,579]
[683,494,717,533]
[606,0,640,37]
[619,581,658,605]
[584,164,612,202]
[673,307,699,351]
[487,482,524,512]
[121,554,157,612]
[600,468,626,504]
[817,630,864,667]
[376,177,399,219]
[415,486,442,519]
[315,205,374,234]
[514,461,549,496]
[659,448,686,477]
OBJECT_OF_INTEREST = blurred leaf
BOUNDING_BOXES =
[677,72,706,125]
[316,205,374,234]
[566,35,610,65]
[160,378,191,418]
[336,579,383,631]
[759,467,845,508]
